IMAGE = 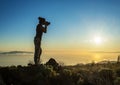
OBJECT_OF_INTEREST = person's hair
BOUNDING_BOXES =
[38,17,45,23]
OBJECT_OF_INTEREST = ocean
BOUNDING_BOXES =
[0,53,119,66]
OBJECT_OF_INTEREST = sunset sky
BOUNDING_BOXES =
[0,0,120,56]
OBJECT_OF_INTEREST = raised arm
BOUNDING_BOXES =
[41,25,47,33]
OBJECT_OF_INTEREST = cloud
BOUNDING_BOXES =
[90,51,120,53]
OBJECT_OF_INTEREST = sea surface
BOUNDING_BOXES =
[0,53,119,66]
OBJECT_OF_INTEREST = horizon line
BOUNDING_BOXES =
[0,50,120,54]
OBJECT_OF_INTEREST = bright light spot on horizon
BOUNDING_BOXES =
[93,54,102,63]
[94,36,102,44]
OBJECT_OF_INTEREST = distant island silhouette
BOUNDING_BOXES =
[0,51,33,55]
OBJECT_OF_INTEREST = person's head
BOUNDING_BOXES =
[38,17,45,24]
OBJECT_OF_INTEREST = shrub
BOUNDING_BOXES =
[116,68,120,77]
[98,68,114,85]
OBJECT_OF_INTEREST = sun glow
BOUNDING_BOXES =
[94,36,102,44]
[93,54,102,63]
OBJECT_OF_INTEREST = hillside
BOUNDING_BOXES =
[0,58,120,85]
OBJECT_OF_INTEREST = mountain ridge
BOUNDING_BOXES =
[0,51,33,54]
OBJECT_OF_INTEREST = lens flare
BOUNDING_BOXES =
[94,36,102,44]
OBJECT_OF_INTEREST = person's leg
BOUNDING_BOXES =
[34,38,37,65]
[34,38,40,65]
[38,47,42,64]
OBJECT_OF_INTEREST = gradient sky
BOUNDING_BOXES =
[0,0,120,54]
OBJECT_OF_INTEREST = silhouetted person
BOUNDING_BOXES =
[117,55,120,63]
[34,17,50,65]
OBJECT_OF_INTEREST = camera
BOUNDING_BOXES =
[38,17,50,26]
[44,21,50,26]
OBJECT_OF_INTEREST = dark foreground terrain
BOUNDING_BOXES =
[0,58,120,85]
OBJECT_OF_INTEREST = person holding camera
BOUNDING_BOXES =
[34,17,50,65]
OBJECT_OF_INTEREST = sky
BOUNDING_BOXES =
[0,0,120,54]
